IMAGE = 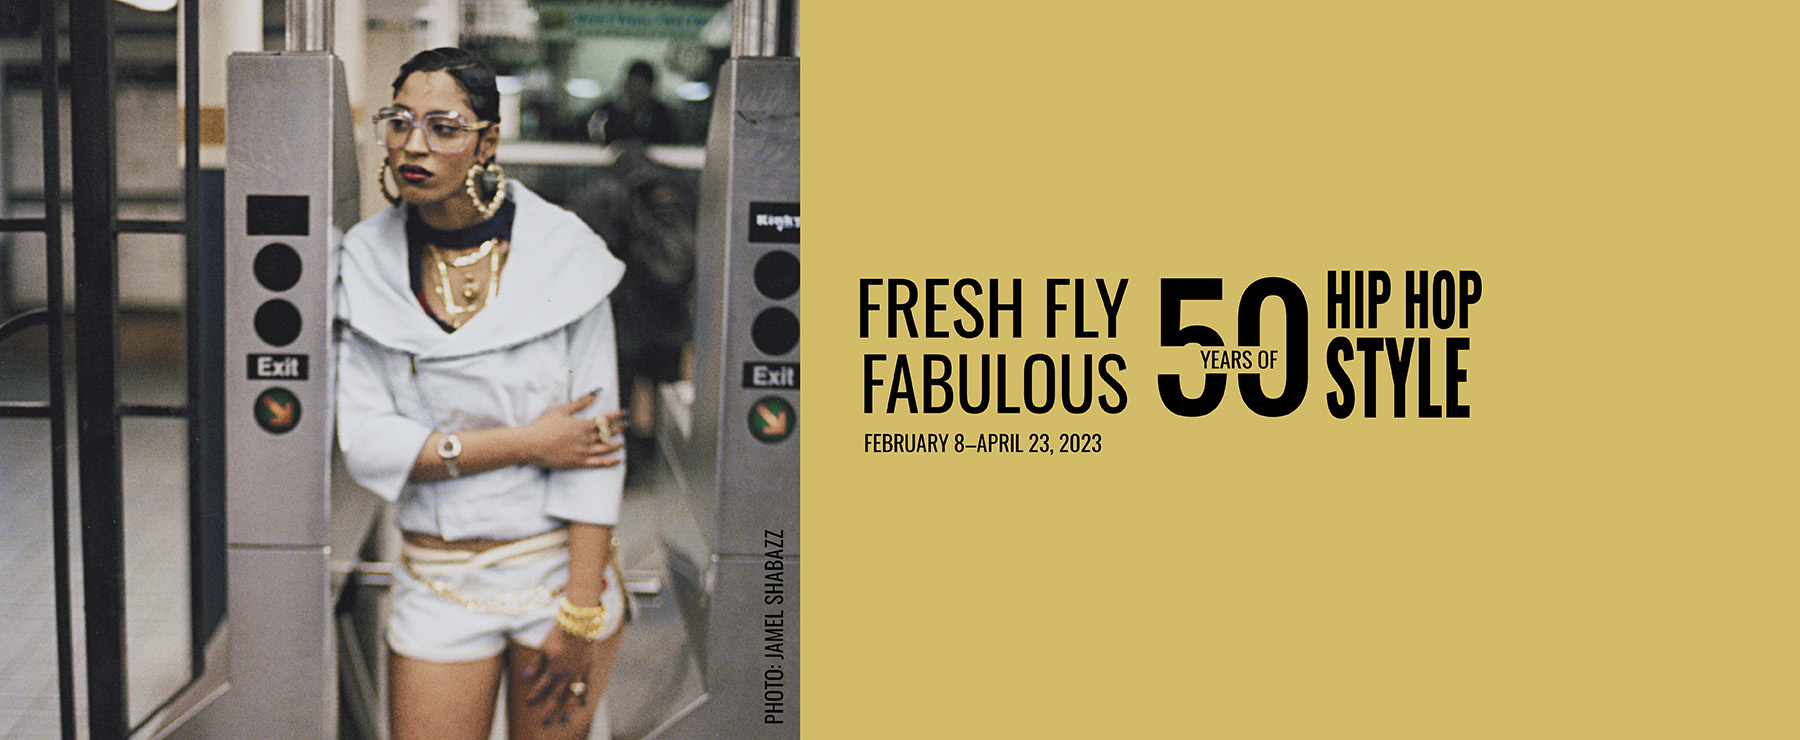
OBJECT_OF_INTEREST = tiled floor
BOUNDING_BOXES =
[2,318,196,738]
[0,317,704,739]
[0,360,83,739]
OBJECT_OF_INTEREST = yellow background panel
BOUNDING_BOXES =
[804,2,1796,737]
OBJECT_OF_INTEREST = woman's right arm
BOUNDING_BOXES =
[407,397,624,482]
[337,328,436,501]
[337,328,622,499]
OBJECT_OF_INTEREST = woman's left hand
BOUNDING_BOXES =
[524,626,597,721]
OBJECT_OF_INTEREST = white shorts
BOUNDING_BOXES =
[388,534,628,663]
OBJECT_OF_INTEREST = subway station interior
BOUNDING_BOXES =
[0,0,797,737]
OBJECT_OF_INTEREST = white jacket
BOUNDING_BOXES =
[335,182,628,540]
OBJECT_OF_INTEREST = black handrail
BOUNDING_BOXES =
[185,0,229,687]
[0,217,50,231]
[42,0,76,734]
[0,401,52,419]
[69,0,129,735]
[117,219,188,234]
[0,307,49,345]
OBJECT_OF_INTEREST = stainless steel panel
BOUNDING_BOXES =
[661,54,800,739]
[653,555,799,740]
[684,57,801,560]
[186,546,335,740]
[223,52,356,548]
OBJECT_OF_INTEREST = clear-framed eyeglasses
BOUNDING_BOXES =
[372,107,491,152]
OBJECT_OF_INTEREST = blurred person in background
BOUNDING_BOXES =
[585,59,681,146]
[566,137,698,468]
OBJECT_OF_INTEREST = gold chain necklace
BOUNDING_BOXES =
[428,237,507,328]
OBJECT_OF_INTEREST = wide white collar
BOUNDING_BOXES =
[336,182,624,358]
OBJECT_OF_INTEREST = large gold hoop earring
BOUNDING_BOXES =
[465,161,507,220]
[378,159,401,206]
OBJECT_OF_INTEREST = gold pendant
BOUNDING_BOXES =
[426,237,507,329]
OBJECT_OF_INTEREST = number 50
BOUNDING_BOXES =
[1157,277,1308,417]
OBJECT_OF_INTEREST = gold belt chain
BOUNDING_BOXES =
[402,559,565,616]
[401,533,622,617]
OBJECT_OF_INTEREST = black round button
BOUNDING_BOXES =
[253,243,302,291]
[254,300,303,347]
[750,307,799,356]
[753,250,799,299]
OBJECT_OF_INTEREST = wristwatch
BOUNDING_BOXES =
[437,432,463,478]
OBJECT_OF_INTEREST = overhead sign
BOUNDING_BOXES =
[536,2,714,39]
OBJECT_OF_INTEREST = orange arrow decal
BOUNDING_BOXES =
[263,396,296,426]
[756,404,788,436]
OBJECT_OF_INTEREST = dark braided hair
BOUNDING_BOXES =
[392,47,500,126]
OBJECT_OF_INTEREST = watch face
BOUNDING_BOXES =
[439,434,461,458]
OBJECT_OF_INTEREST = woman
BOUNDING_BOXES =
[335,47,629,740]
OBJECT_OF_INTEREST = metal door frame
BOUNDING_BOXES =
[0,0,225,735]
[0,0,73,735]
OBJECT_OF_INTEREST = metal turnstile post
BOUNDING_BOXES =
[662,1,801,736]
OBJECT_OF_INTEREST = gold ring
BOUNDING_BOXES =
[569,681,588,696]
[594,418,606,437]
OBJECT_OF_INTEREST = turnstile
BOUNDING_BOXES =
[656,35,801,740]
[181,50,362,740]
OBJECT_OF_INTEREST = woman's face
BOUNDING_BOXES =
[386,70,498,208]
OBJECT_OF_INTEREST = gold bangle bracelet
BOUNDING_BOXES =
[559,596,609,618]
[556,611,608,641]
[554,543,625,640]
